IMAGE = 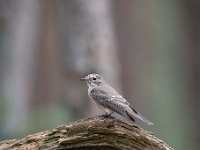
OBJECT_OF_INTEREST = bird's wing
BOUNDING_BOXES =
[89,88,111,101]
[109,97,154,125]
[90,88,153,125]
[90,88,129,115]
[90,88,129,105]
[111,97,154,125]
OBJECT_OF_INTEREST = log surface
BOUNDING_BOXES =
[0,116,173,150]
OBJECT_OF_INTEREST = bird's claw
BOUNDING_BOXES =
[100,112,113,118]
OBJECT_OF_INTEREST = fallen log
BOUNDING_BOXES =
[0,116,173,150]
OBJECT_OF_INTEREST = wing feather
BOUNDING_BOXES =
[90,88,153,125]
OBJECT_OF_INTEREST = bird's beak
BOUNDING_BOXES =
[80,76,87,81]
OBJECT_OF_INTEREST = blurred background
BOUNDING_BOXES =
[0,0,199,149]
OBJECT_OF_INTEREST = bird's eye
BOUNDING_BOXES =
[93,77,96,80]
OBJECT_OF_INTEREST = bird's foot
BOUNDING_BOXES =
[100,112,113,118]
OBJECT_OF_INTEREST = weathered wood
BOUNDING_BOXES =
[0,117,173,150]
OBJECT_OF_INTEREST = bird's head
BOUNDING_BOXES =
[80,73,103,88]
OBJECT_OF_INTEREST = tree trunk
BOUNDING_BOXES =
[0,117,173,150]
[3,0,39,134]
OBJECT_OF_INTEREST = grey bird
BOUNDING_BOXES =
[80,73,153,125]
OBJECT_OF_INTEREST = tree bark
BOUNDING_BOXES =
[0,117,173,150]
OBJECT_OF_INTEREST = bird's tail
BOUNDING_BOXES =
[126,107,154,125]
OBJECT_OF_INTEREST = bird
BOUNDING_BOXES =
[80,73,153,125]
